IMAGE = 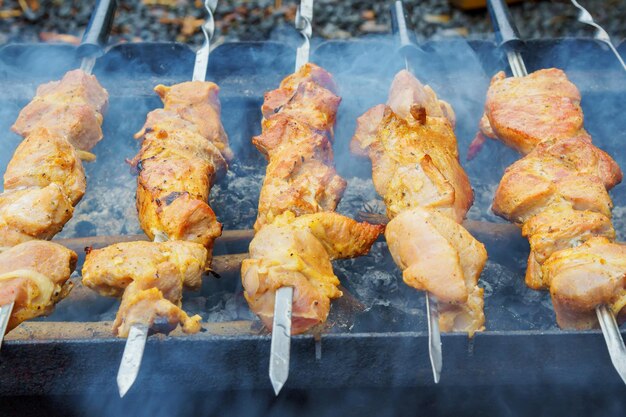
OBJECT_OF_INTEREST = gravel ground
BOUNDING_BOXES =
[0,0,624,47]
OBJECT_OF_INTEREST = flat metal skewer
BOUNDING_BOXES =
[505,38,626,386]
[425,294,442,383]
[268,0,313,396]
[116,1,218,398]
[117,323,149,397]
[0,302,14,349]
[391,0,443,384]
[269,286,293,395]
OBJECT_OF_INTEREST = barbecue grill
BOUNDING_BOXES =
[1,0,626,410]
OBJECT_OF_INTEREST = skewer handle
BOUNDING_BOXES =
[389,1,417,51]
[389,0,420,73]
[570,0,626,72]
[294,0,313,71]
[192,0,218,82]
[486,0,523,50]
[77,0,118,59]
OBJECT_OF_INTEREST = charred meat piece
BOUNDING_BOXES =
[132,82,230,252]
[475,68,625,329]
[0,241,77,333]
[82,241,207,337]
[242,63,382,335]
[351,70,486,334]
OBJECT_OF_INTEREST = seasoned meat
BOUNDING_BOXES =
[474,69,583,155]
[242,63,382,335]
[0,184,73,247]
[12,69,108,151]
[253,114,346,231]
[0,69,108,247]
[253,63,344,232]
[82,241,207,336]
[475,68,625,329]
[131,83,229,252]
[386,208,486,333]
[242,212,382,334]
[4,127,86,205]
[0,241,76,332]
[151,81,233,161]
[351,70,485,334]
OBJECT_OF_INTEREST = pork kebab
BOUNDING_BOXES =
[82,80,231,338]
[82,0,231,397]
[241,60,383,393]
[470,68,626,330]
[351,71,487,335]
[0,55,110,339]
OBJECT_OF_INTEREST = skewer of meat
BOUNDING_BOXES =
[471,0,626,383]
[353,71,487,333]
[240,0,383,395]
[351,58,486,385]
[0,0,116,346]
[82,0,231,397]
[83,80,229,340]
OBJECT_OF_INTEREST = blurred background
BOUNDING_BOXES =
[0,0,624,47]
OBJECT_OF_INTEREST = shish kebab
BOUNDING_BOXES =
[82,0,231,397]
[470,0,626,383]
[0,0,116,347]
[240,0,382,395]
[350,1,486,383]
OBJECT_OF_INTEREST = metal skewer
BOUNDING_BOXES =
[488,0,626,385]
[116,0,218,398]
[268,0,313,396]
[390,0,443,384]
[0,302,14,350]
[570,0,626,71]
[0,0,117,350]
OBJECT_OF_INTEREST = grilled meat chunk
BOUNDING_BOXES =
[0,184,73,247]
[473,69,583,155]
[351,70,486,334]
[386,208,486,333]
[82,241,207,336]
[4,127,86,205]
[242,212,382,334]
[132,82,230,252]
[150,81,233,161]
[253,63,345,232]
[475,68,625,329]
[543,237,626,329]
[12,69,108,152]
[253,114,346,231]
[0,241,76,333]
